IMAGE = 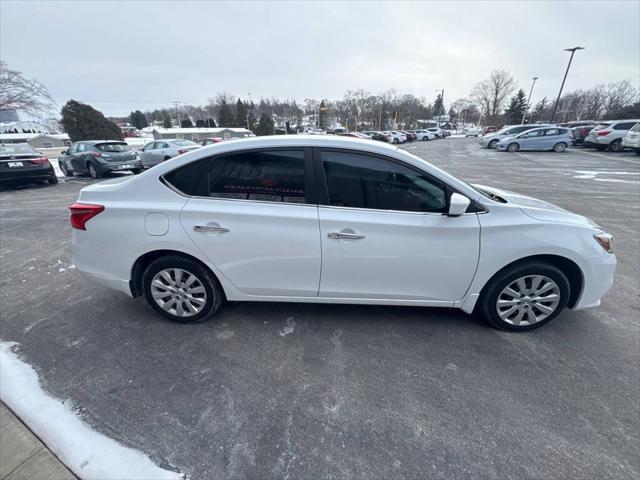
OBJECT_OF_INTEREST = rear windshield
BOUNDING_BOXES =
[172,140,199,147]
[593,124,611,131]
[96,142,131,152]
[0,144,37,155]
[631,123,640,133]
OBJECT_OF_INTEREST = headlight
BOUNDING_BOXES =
[594,232,614,253]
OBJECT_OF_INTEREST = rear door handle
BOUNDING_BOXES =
[328,232,365,240]
[193,225,230,233]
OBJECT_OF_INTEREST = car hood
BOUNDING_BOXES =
[473,184,597,228]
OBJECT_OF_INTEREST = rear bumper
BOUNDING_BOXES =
[100,160,142,172]
[0,165,56,183]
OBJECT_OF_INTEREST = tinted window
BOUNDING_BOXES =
[77,143,88,152]
[519,129,543,138]
[321,151,446,213]
[0,144,37,155]
[172,140,199,147]
[614,122,636,130]
[631,124,640,133]
[96,142,131,152]
[207,150,306,202]
[544,129,560,136]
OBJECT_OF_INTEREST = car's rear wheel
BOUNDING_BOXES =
[88,163,103,179]
[488,139,499,149]
[142,256,223,323]
[59,161,73,177]
[393,138,399,144]
[553,142,568,152]
[47,176,58,184]
[609,139,624,152]
[164,156,171,161]
[478,262,570,331]
[506,142,519,152]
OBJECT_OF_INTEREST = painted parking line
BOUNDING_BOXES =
[568,149,640,165]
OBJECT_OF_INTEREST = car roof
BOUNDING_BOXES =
[75,140,126,145]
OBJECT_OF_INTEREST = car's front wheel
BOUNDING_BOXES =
[478,262,570,331]
[59,161,73,177]
[393,138,399,144]
[506,142,519,152]
[142,255,223,323]
[488,139,498,149]
[553,142,568,152]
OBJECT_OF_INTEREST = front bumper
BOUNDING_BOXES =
[573,252,617,310]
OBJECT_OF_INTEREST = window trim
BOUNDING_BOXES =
[161,146,318,206]
[313,147,484,215]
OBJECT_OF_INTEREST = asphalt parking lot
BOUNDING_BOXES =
[1,138,638,480]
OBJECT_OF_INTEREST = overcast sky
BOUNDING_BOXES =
[1,0,638,116]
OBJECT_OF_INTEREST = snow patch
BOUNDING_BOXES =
[0,342,184,480]
[279,317,296,336]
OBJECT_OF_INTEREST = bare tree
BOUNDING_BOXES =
[604,80,638,114]
[470,69,517,124]
[0,61,54,118]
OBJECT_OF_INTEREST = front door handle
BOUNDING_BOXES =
[194,225,229,233]
[328,232,365,240]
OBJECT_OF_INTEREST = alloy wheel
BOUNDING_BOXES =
[554,142,567,152]
[507,143,519,152]
[495,275,561,326]
[150,268,208,318]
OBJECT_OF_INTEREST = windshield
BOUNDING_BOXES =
[0,143,38,155]
[172,140,199,147]
[96,142,131,152]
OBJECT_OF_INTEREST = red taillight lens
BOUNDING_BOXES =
[177,149,187,155]
[69,203,104,230]
[31,156,49,165]
[89,152,104,158]
[597,131,611,136]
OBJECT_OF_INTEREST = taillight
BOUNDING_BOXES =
[69,203,104,230]
[177,149,187,155]
[31,156,49,165]
[597,131,611,136]
[89,152,104,158]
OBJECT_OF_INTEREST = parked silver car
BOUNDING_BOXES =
[480,124,552,149]
[496,127,573,152]
[139,139,201,168]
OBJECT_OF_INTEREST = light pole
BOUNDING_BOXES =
[549,47,584,123]
[521,76,538,124]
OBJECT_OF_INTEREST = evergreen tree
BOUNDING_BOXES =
[319,100,329,129]
[532,97,550,121]
[247,112,257,133]
[162,112,172,128]
[217,100,234,127]
[60,100,123,141]
[195,119,206,128]
[235,99,248,128]
[206,118,217,128]
[180,118,194,128]
[129,110,148,130]
[505,89,528,124]
[255,113,274,136]
[433,94,445,118]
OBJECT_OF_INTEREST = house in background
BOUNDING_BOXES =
[151,127,253,141]
[0,132,71,148]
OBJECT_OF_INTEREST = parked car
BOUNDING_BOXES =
[584,120,640,152]
[336,132,371,139]
[385,131,407,144]
[426,127,443,138]
[412,130,437,141]
[441,130,451,138]
[481,126,498,136]
[0,143,57,186]
[479,124,551,149]
[497,127,572,152]
[400,131,416,142]
[70,135,615,331]
[362,131,391,142]
[622,123,640,154]
[199,137,225,146]
[58,141,143,179]
[571,124,601,146]
[464,127,481,137]
[138,139,201,168]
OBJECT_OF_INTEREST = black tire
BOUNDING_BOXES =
[393,138,399,144]
[422,136,429,141]
[163,156,171,161]
[131,168,143,174]
[59,161,73,177]
[88,162,103,179]
[478,262,570,331]
[608,139,623,152]
[488,139,498,149]
[142,255,223,324]
[47,176,59,184]
[553,142,568,153]
[506,142,519,152]
[634,149,640,155]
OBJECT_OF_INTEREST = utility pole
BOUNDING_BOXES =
[247,92,252,130]
[173,101,181,128]
[522,76,539,124]
[550,47,584,124]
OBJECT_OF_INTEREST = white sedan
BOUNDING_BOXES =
[70,136,616,331]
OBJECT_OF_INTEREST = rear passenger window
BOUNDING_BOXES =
[544,129,560,136]
[207,150,306,203]
[614,122,636,130]
[321,151,446,213]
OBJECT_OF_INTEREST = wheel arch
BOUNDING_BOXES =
[478,254,584,309]
[130,249,227,300]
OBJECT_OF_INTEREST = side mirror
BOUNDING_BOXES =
[448,193,471,216]
[60,150,67,155]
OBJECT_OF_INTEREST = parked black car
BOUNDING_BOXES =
[0,143,57,186]
[58,140,143,179]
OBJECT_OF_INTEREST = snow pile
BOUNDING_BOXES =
[0,342,184,480]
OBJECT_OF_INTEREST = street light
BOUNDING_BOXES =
[549,47,585,123]
[521,76,538,124]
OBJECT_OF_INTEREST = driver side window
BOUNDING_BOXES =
[321,151,446,213]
